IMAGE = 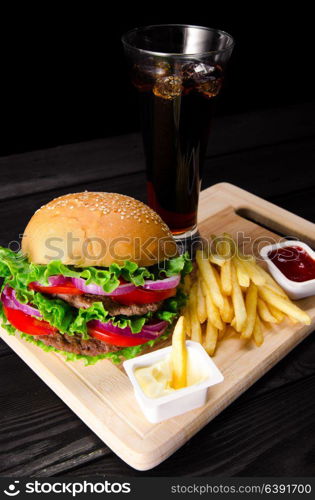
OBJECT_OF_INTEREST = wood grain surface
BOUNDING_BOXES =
[0,102,315,476]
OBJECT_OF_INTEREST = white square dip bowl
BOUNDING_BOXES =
[259,240,315,300]
[123,340,224,423]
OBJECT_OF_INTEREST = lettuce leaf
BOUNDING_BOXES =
[67,301,148,337]
[32,292,76,334]
[156,289,187,323]
[109,261,154,286]
[158,252,193,278]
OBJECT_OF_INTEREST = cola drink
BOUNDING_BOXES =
[131,61,224,234]
[122,25,234,236]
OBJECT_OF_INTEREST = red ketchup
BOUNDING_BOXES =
[268,246,315,282]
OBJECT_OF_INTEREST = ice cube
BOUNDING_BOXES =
[196,76,223,98]
[153,76,183,99]
[131,62,170,91]
[181,62,216,81]
[154,61,170,77]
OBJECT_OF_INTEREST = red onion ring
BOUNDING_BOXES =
[71,277,137,296]
[1,286,16,310]
[47,275,69,286]
[1,286,42,318]
[30,276,136,296]
[30,275,71,288]
[138,320,168,336]
[31,274,180,296]
[141,319,169,332]
[90,319,168,339]
[142,274,181,290]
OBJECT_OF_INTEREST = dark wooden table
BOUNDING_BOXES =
[1,102,315,477]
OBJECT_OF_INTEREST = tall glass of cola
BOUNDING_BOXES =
[122,24,234,238]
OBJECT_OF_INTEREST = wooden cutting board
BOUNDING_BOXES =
[1,183,315,470]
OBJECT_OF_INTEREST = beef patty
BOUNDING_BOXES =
[39,331,122,356]
[38,328,170,358]
[53,293,163,316]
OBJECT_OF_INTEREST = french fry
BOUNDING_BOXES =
[256,265,289,298]
[240,258,266,286]
[246,258,289,298]
[241,283,258,339]
[231,262,247,332]
[220,294,234,323]
[216,238,230,259]
[171,316,187,389]
[263,282,290,299]
[209,253,225,267]
[191,314,202,342]
[221,259,232,295]
[259,286,311,325]
[190,283,203,342]
[182,306,191,337]
[215,233,236,257]
[212,265,223,289]
[233,257,250,288]
[201,279,225,330]
[212,264,233,323]
[196,250,224,309]
[182,274,192,295]
[253,315,264,346]
[204,320,218,355]
[266,303,285,323]
[213,249,242,325]
[230,316,237,330]
[257,298,278,323]
[197,276,207,323]
[287,315,298,324]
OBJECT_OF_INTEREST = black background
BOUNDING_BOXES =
[1,4,314,156]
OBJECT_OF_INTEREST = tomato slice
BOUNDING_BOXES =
[88,321,150,347]
[29,282,84,295]
[28,279,176,304]
[3,305,57,336]
[114,287,176,305]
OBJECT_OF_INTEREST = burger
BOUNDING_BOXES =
[0,192,192,364]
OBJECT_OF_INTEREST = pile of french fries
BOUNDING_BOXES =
[182,233,311,356]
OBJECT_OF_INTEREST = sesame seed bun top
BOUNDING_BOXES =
[21,192,178,267]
